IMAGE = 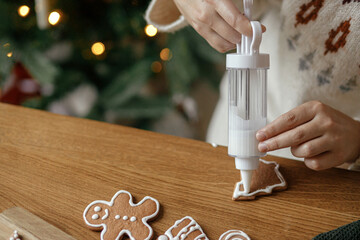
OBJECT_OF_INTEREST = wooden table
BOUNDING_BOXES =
[0,103,359,240]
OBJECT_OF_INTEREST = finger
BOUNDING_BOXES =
[209,13,242,44]
[211,0,266,36]
[195,2,241,44]
[304,152,343,171]
[256,102,317,142]
[291,136,332,158]
[212,0,252,36]
[192,21,235,52]
[258,120,323,152]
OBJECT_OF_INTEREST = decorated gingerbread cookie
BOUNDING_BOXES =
[157,216,208,240]
[219,230,251,240]
[233,159,287,200]
[83,190,160,240]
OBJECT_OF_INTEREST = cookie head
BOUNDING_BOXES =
[84,202,110,229]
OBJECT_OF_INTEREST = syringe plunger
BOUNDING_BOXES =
[226,20,269,194]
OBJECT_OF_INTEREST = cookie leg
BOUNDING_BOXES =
[129,227,152,240]
[102,228,123,240]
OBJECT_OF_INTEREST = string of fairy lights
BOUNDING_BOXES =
[8,3,173,74]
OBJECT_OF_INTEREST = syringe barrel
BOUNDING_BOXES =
[228,68,267,158]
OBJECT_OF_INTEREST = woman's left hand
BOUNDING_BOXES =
[256,101,360,170]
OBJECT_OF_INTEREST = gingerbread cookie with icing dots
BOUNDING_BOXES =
[157,216,208,240]
[233,159,287,200]
[219,230,251,240]
[83,190,160,240]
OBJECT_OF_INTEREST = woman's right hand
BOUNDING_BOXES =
[173,0,265,53]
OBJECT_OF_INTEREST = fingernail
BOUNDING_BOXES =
[262,25,267,32]
[258,142,268,152]
[256,131,267,141]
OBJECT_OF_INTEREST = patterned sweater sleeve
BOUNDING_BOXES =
[144,0,187,32]
[349,117,360,171]
[144,0,274,33]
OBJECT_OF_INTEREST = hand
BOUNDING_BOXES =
[173,0,265,53]
[256,101,360,170]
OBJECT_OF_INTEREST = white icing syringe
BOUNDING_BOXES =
[227,0,269,194]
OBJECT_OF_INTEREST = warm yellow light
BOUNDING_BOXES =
[91,42,105,56]
[7,52,13,58]
[145,24,157,37]
[48,11,61,25]
[18,5,30,17]
[151,61,162,73]
[160,48,172,61]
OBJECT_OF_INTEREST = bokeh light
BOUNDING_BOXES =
[18,5,30,17]
[48,11,61,25]
[7,52,13,58]
[145,24,157,37]
[91,42,105,56]
[151,61,162,73]
[160,48,172,61]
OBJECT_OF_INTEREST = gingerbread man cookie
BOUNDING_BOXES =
[233,159,287,200]
[157,216,208,240]
[219,230,251,240]
[83,190,160,240]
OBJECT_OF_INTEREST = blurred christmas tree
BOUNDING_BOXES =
[0,0,224,133]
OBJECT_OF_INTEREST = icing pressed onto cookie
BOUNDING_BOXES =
[219,230,251,240]
[83,190,160,240]
[233,159,287,200]
[157,216,209,240]
[9,230,21,240]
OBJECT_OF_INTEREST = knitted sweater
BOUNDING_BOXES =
[145,0,360,170]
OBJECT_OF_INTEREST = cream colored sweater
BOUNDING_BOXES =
[145,0,360,170]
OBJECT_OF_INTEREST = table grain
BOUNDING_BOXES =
[0,103,359,240]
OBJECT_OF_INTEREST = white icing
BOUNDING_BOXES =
[83,190,160,240]
[101,209,109,220]
[94,206,101,212]
[130,216,136,222]
[233,159,286,198]
[219,230,251,240]
[123,216,129,220]
[92,214,99,220]
[115,215,120,219]
[9,231,20,240]
[158,235,168,240]
[162,216,209,240]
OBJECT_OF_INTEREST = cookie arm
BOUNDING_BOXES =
[136,198,159,219]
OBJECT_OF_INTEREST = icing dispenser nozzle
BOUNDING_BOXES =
[240,170,253,193]
[227,0,269,194]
